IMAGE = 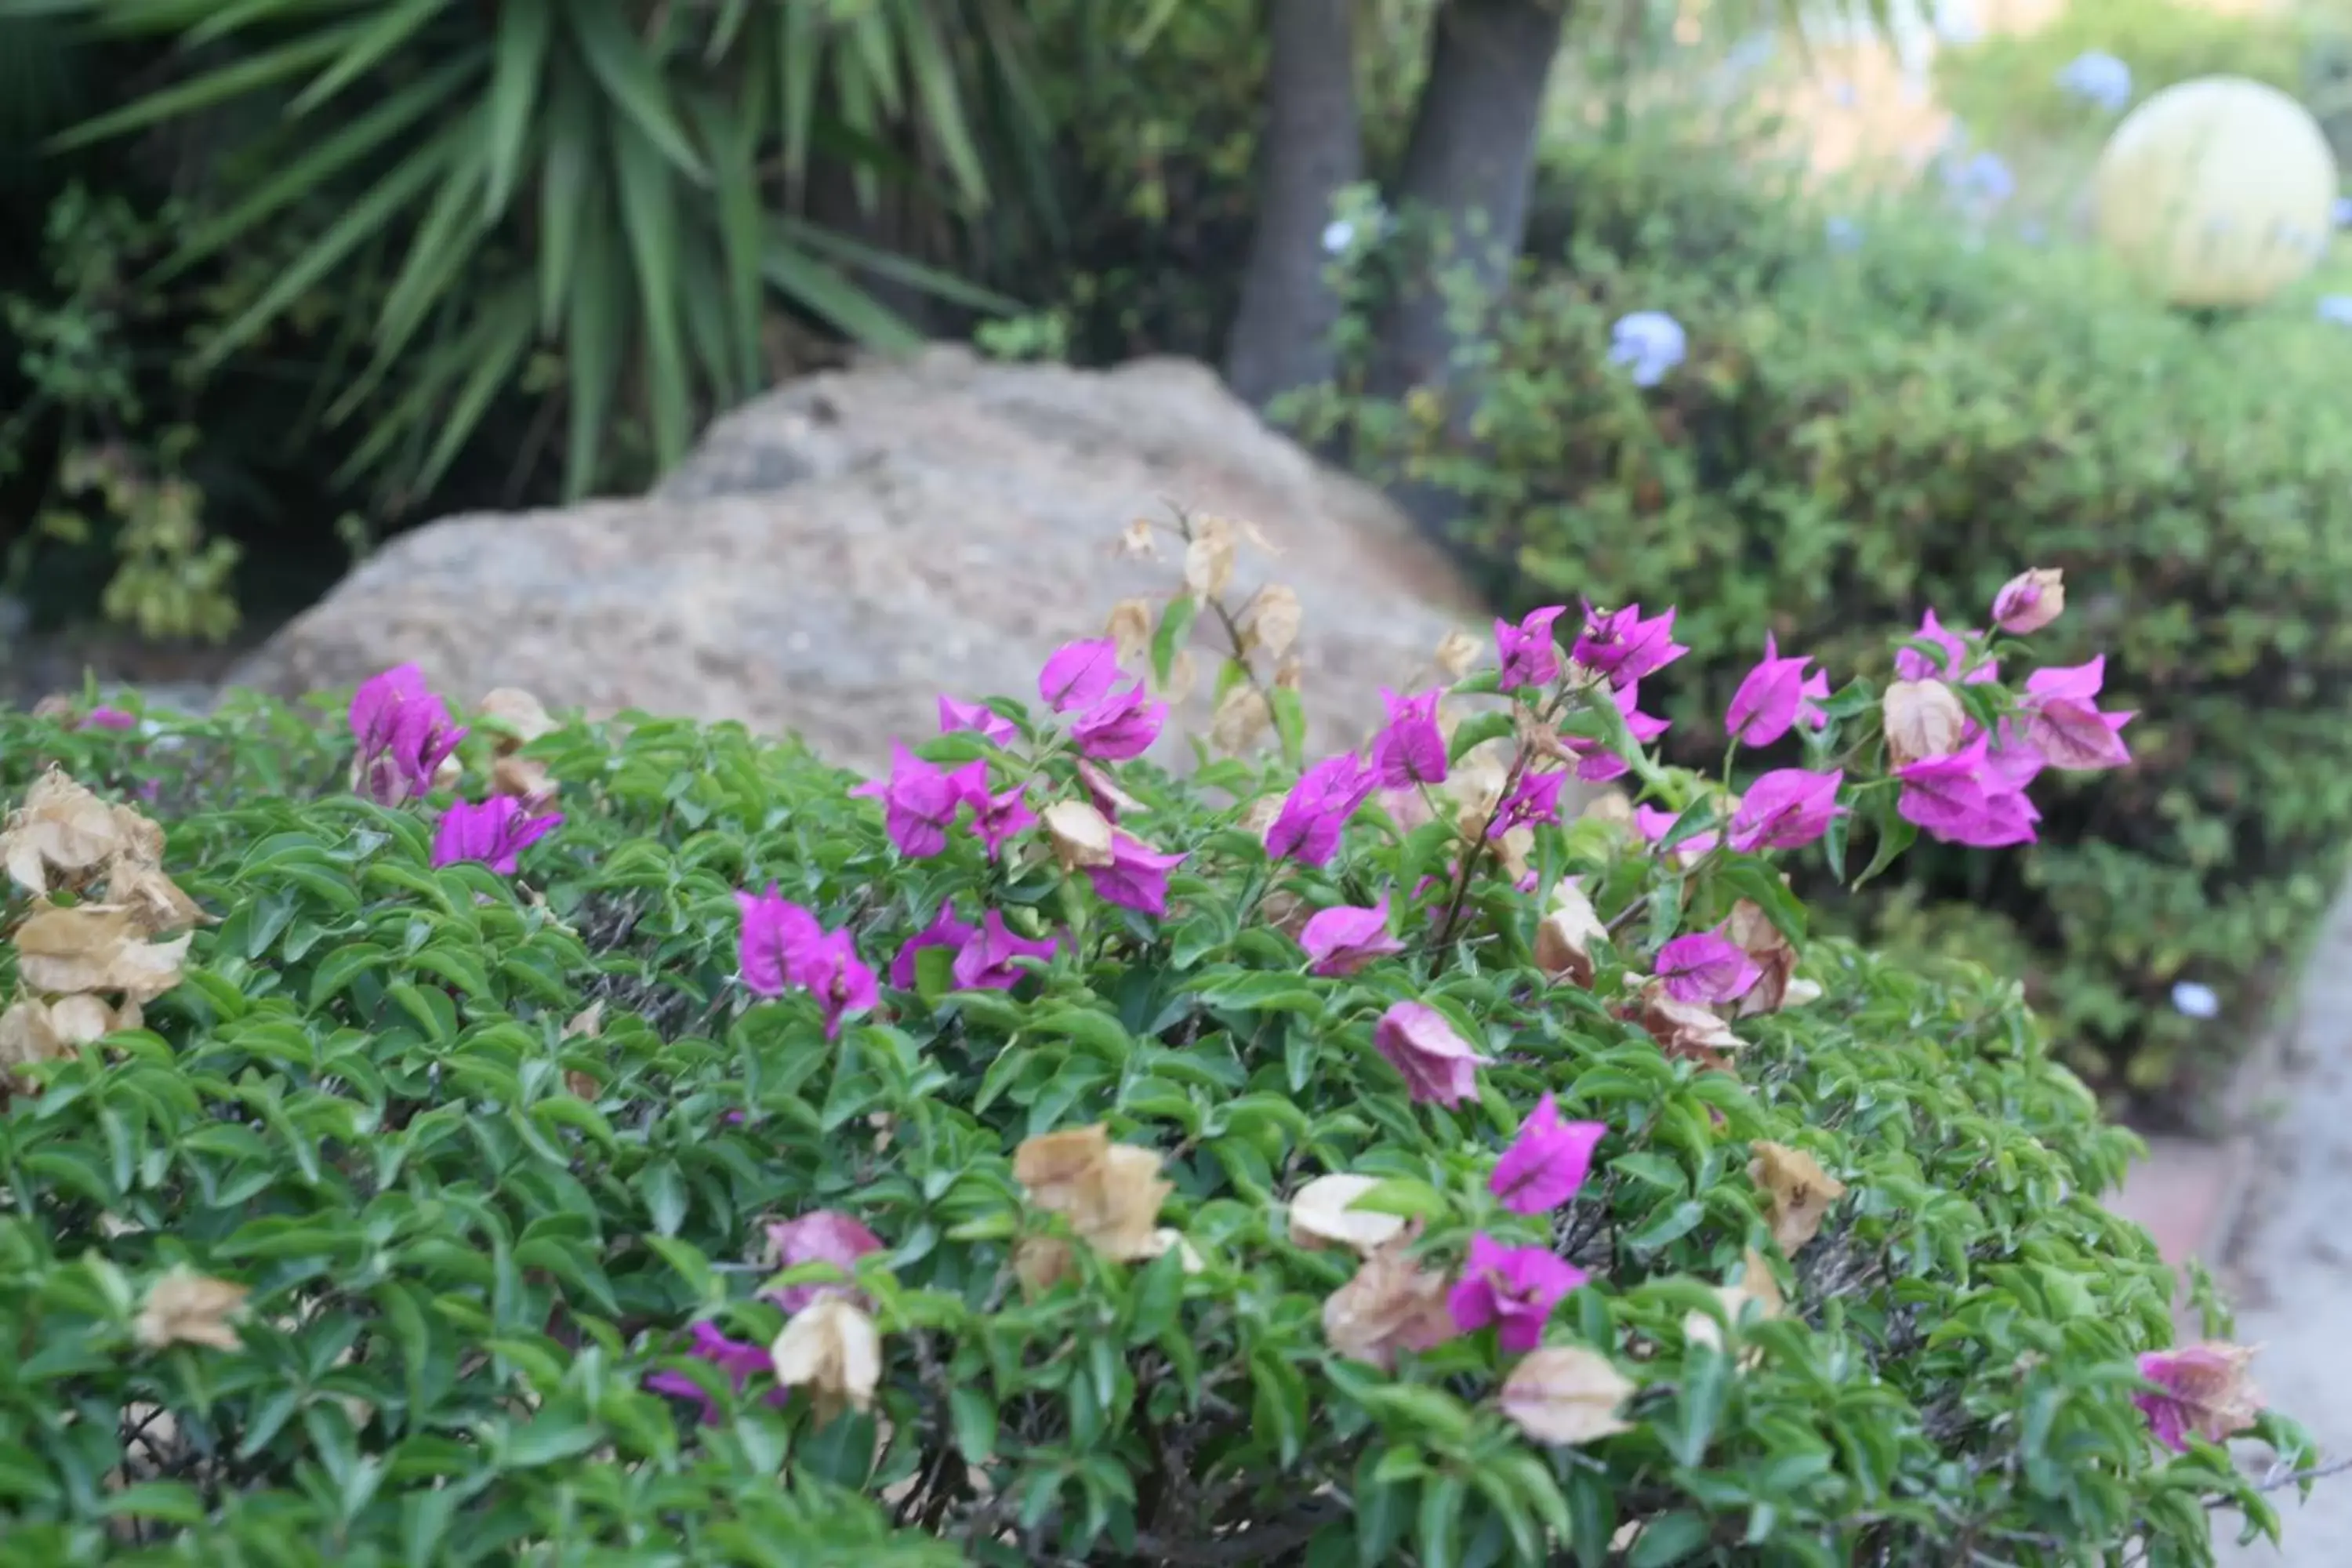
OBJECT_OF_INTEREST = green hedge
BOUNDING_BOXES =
[1306,120,2352,1105]
[0,539,2314,1563]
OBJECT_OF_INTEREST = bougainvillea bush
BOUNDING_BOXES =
[1302,123,2352,1107]
[0,523,2318,1564]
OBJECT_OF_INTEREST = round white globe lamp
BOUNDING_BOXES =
[2092,75,2338,308]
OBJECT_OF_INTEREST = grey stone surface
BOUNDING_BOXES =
[2213,886,2352,1564]
[232,347,1487,772]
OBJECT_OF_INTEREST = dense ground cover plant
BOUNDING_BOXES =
[0,520,2319,1563]
[1302,116,2352,1105]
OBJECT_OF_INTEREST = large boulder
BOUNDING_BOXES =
[233,347,1490,771]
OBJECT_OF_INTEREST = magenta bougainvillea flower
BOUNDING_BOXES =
[1635,804,1722,859]
[1564,681,1669,784]
[951,909,1058,992]
[1490,1093,1607,1215]
[350,663,466,806]
[1039,639,1122,713]
[1373,1001,1490,1106]
[1446,1232,1588,1352]
[2134,1343,2260,1453]
[967,782,1036,860]
[1488,770,1570,838]
[81,706,136,732]
[1573,603,1686,688]
[1895,735,2040,848]
[2020,658,2133,772]
[430,797,562,873]
[1494,605,1568,690]
[1266,753,1380,866]
[1372,688,1448,788]
[1657,931,1762,1004]
[734,887,877,1038]
[1069,681,1167,760]
[1087,833,1186,918]
[644,1321,781,1425]
[1725,633,1830,747]
[737,887,825,996]
[800,927,879,1039]
[938,695,1019,748]
[1726,768,1844,853]
[889,905,975,989]
[1893,608,1995,685]
[852,744,985,858]
[763,1210,887,1312]
[1299,895,1404,977]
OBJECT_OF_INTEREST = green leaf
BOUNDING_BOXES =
[638,1160,688,1236]
[47,23,361,149]
[612,118,693,466]
[561,183,625,499]
[1628,1510,1712,1568]
[1416,1471,1465,1568]
[483,0,553,218]
[1853,802,1917,891]
[198,119,466,368]
[1152,595,1200,690]
[949,1386,998,1465]
[289,0,445,116]
[566,0,709,180]
[162,52,481,276]
[1445,712,1515,765]
[1349,1178,1449,1221]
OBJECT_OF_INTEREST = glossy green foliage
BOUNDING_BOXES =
[0,681,2307,1564]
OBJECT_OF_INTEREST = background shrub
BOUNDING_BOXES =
[1935,0,2343,147]
[0,554,2313,1562]
[1301,116,2352,1109]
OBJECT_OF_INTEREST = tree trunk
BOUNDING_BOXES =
[1366,0,1567,532]
[1221,0,1362,412]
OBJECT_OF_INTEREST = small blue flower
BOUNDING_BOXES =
[2318,295,2352,328]
[1944,150,2015,207]
[1824,216,1863,252]
[2333,194,2352,230]
[2055,50,2132,113]
[1608,311,1686,388]
[2171,981,2219,1020]
[1321,220,1356,254]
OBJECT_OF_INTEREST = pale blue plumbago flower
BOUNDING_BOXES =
[1825,216,1863,252]
[2055,50,2132,112]
[1321,220,1356,254]
[1944,150,2015,207]
[2318,295,2352,328]
[2170,981,2220,1020]
[1607,311,1686,388]
[2334,195,2352,230]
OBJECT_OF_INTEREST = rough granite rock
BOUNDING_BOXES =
[232,347,1494,772]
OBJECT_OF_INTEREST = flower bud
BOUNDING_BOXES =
[1991,568,2064,636]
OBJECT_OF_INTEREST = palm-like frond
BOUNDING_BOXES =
[5,0,1035,503]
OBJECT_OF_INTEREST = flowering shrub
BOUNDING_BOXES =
[0,522,2321,1563]
[1305,125,2352,1104]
